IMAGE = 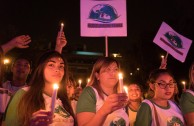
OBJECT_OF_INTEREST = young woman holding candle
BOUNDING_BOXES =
[4,50,76,126]
[180,62,194,126]
[76,57,129,126]
[135,69,184,126]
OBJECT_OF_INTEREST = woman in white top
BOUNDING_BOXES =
[76,57,129,126]
[5,50,76,126]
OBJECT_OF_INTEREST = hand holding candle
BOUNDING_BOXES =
[160,52,168,69]
[51,83,59,115]
[118,73,123,93]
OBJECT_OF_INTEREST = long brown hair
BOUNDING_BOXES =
[87,57,119,100]
[17,51,76,125]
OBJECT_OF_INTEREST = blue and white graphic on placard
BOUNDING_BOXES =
[80,0,127,37]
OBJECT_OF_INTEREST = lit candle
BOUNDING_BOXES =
[118,73,123,93]
[3,58,10,65]
[182,81,186,90]
[123,86,128,95]
[51,83,59,115]
[59,23,64,38]
[87,78,90,83]
[161,55,164,59]
[78,79,82,88]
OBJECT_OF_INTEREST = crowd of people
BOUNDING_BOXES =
[0,31,194,126]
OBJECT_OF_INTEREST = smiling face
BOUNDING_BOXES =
[128,84,142,102]
[151,73,175,100]
[95,62,119,88]
[11,59,31,81]
[44,57,65,85]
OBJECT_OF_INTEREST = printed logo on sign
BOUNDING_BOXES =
[89,4,119,23]
[164,31,183,48]
[160,31,184,55]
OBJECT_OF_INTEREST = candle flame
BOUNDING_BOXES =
[161,55,164,58]
[118,73,123,79]
[87,78,90,83]
[53,84,59,89]
[78,79,82,84]
[182,81,186,85]
[4,59,10,64]
[61,23,64,27]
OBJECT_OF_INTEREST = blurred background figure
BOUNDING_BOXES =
[2,56,32,94]
[0,35,31,84]
[0,35,31,125]
[126,83,143,126]
[66,74,82,114]
[180,62,194,126]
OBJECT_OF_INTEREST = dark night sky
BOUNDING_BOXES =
[0,0,194,86]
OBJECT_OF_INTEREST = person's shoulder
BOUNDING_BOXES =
[83,86,95,92]
[15,86,29,95]
[185,89,194,96]
[142,99,152,105]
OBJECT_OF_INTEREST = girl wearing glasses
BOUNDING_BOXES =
[135,69,184,126]
[180,62,194,126]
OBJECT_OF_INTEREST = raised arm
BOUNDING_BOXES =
[1,35,31,54]
[55,32,67,54]
[159,52,168,69]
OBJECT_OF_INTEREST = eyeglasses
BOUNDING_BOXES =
[154,82,177,89]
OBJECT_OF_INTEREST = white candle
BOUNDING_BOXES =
[60,23,64,33]
[118,73,123,93]
[51,83,59,115]
[123,86,128,95]
[78,79,82,88]
[182,81,186,90]
[59,23,64,38]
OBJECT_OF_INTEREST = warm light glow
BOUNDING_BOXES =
[53,83,59,89]
[124,86,128,95]
[137,68,140,71]
[113,53,118,57]
[161,55,164,58]
[182,81,186,85]
[130,73,133,76]
[4,58,10,64]
[112,53,122,58]
[61,23,64,27]
[87,78,90,83]
[78,79,82,84]
[118,73,123,79]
